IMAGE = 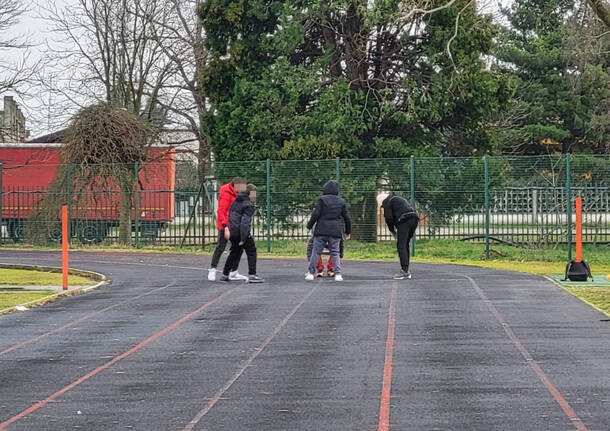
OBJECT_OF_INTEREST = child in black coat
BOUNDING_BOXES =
[220,184,264,283]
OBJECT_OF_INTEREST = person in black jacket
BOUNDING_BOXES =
[306,180,351,281]
[220,184,264,283]
[381,194,419,279]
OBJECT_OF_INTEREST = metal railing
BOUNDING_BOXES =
[1,155,609,256]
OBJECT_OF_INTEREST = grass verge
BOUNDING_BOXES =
[0,268,92,286]
[560,286,610,318]
[0,291,54,309]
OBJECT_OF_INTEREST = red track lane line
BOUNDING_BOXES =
[181,283,319,431]
[378,282,398,431]
[0,287,238,431]
[0,280,177,357]
[464,276,591,431]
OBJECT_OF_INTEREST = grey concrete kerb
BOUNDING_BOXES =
[0,263,110,315]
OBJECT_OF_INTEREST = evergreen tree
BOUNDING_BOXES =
[495,0,610,153]
[200,0,512,161]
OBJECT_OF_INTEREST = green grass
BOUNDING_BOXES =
[562,286,610,317]
[242,239,610,275]
[0,269,92,286]
[0,291,54,309]
[5,238,610,275]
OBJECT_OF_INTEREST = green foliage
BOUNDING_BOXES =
[200,0,511,160]
[495,0,610,153]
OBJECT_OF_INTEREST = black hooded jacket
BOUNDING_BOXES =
[228,192,255,243]
[381,195,419,233]
[307,180,352,238]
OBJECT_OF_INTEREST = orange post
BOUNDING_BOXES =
[62,205,68,290]
[575,197,582,263]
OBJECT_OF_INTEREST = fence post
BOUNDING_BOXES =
[0,162,3,245]
[566,153,572,261]
[336,157,340,182]
[410,155,416,256]
[266,159,271,253]
[62,205,69,290]
[66,164,72,243]
[484,155,490,260]
[134,162,140,248]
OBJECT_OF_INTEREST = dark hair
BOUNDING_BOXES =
[246,183,257,193]
[231,177,247,185]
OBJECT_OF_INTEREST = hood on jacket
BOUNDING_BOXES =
[220,182,236,197]
[234,191,250,202]
[323,180,339,196]
[382,195,393,207]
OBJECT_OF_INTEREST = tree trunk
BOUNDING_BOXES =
[349,191,378,242]
[588,0,610,28]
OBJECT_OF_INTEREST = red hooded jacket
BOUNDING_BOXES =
[216,182,236,230]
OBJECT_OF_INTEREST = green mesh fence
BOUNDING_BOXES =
[1,155,609,254]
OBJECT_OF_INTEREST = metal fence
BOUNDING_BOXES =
[1,155,609,255]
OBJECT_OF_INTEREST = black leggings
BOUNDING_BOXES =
[397,217,419,272]
[210,229,228,269]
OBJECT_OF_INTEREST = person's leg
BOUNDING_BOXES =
[244,236,257,275]
[404,217,419,273]
[396,222,411,272]
[243,236,264,282]
[231,246,245,272]
[317,257,324,273]
[223,238,242,276]
[210,229,227,268]
[327,256,333,271]
[327,237,341,275]
[308,236,326,274]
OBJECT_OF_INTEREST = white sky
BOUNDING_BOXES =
[2,0,512,139]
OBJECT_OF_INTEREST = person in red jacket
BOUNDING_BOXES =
[208,177,247,281]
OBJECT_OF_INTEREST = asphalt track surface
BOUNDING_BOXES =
[1,250,609,431]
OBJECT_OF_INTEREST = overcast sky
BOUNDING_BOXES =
[2,0,511,139]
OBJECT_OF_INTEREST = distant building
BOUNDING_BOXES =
[0,96,28,143]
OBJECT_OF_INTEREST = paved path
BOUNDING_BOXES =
[0,250,609,430]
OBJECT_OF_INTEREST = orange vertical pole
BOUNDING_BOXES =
[575,197,582,263]
[62,205,68,290]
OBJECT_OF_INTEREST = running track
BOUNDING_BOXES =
[1,250,609,430]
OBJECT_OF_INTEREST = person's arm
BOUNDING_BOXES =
[383,202,395,234]
[306,199,322,230]
[217,192,231,230]
[307,235,314,260]
[239,205,255,244]
[341,203,352,239]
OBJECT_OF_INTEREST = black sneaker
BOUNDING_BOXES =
[317,271,324,278]
[219,275,230,282]
[248,274,265,283]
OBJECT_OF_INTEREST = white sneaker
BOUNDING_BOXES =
[208,268,216,281]
[305,273,314,281]
[334,274,343,281]
[229,271,248,281]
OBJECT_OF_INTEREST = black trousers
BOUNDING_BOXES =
[396,216,419,272]
[210,229,228,268]
[223,235,257,276]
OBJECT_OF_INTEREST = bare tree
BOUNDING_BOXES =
[0,0,33,96]
[145,0,211,178]
[39,0,176,127]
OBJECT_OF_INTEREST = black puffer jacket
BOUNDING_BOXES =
[381,195,419,233]
[307,180,351,238]
[228,192,255,243]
